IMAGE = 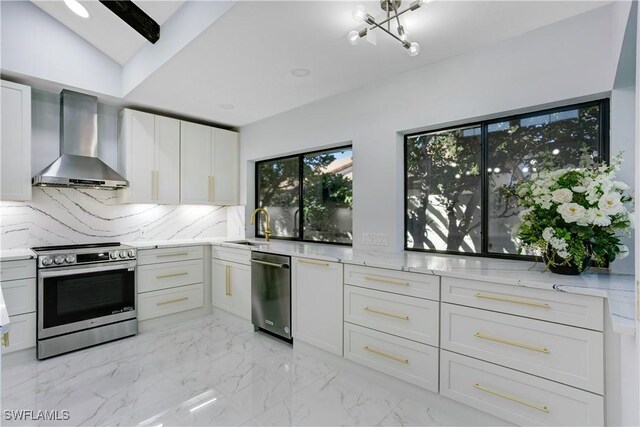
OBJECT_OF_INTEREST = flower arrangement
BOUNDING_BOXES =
[511,153,633,273]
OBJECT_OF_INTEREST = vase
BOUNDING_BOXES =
[544,248,590,275]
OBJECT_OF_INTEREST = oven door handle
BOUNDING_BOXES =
[38,262,136,278]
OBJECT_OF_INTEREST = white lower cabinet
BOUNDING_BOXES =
[440,350,604,426]
[344,322,439,392]
[1,258,37,354]
[212,259,251,320]
[137,246,205,321]
[292,257,343,356]
[1,312,36,354]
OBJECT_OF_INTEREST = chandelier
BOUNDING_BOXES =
[348,0,424,56]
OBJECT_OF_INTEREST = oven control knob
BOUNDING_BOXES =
[110,252,118,259]
[54,256,65,265]
[65,255,76,264]
[119,251,127,259]
[127,249,135,258]
[41,256,53,266]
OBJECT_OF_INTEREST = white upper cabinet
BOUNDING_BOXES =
[1,80,31,201]
[118,109,180,204]
[180,121,238,205]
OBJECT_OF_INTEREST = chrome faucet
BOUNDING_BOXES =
[250,208,272,242]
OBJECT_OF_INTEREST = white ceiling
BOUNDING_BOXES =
[28,0,611,128]
[31,0,184,65]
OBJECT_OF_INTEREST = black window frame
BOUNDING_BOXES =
[254,144,353,246]
[404,99,610,260]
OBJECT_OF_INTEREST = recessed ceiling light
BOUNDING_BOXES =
[291,68,311,78]
[64,0,90,18]
[219,104,235,110]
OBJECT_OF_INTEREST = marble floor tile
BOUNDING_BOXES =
[2,312,509,427]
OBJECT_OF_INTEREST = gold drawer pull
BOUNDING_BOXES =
[364,275,409,286]
[363,345,409,364]
[474,383,549,413]
[156,252,189,258]
[225,265,232,296]
[2,332,9,347]
[297,259,330,267]
[363,306,409,320]
[474,332,549,353]
[156,272,188,279]
[156,296,189,306]
[474,292,550,308]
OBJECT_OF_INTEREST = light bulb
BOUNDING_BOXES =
[64,0,90,18]
[348,30,360,45]
[353,5,367,23]
[408,42,420,56]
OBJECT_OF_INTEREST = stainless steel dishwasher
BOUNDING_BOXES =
[251,251,292,341]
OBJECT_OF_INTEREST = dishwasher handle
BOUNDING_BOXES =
[251,259,290,269]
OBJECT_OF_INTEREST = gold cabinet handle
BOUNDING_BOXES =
[155,170,159,201]
[1,332,9,347]
[363,306,409,320]
[151,170,156,201]
[474,332,549,353]
[297,259,329,267]
[474,292,550,308]
[211,176,215,202]
[473,383,549,413]
[156,272,188,279]
[364,275,409,286]
[363,345,409,364]
[156,296,189,306]
[156,252,189,258]
[225,265,231,296]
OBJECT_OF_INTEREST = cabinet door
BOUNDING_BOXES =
[180,121,212,204]
[231,263,251,320]
[212,128,238,205]
[1,81,31,201]
[292,257,343,355]
[212,259,231,311]
[126,110,155,203]
[154,115,180,204]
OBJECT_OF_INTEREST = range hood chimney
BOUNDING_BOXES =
[32,90,128,189]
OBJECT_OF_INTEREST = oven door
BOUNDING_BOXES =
[38,261,136,339]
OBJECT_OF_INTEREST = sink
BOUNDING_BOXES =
[224,240,261,247]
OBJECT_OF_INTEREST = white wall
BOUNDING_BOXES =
[239,2,634,273]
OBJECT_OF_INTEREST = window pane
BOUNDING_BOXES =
[257,157,300,238]
[303,148,353,244]
[406,127,482,252]
[487,104,601,254]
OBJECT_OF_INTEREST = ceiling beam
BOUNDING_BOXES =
[99,0,160,44]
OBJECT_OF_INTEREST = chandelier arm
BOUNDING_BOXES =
[368,20,408,45]
[391,1,403,29]
[375,6,412,28]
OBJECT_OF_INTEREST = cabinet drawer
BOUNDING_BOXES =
[441,351,603,426]
[138,283,203,321]
[138,259,203,293]
[2,312,36,353]
[137,246,203,265]
[213,247,250,265]
[442,277,603,331]
[344,285,438,346]
[344,322,438,392]
[0,259,35,282]
[441,303,603,394]
[344,265,439,301]
[1,278,36,316]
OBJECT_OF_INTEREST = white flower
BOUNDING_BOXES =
[598,192,625,215]
[557,203,586,223]
[618,245,629,259]
[542,227,555,242]
[571,186,587,193]
[584,208,611,227]
[613,181,630,191]
[551,188,573,204]
[557,250,570,259]
[518,208,532,219]
[538,195,553,210]
[549,236,568,251]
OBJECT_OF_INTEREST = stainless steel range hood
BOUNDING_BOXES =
[32,90,128,189]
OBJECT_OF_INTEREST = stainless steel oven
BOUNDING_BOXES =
[33,243,137,359]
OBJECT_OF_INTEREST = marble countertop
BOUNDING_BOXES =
[0,248,36,262]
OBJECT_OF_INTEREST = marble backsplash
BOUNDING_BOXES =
[0,188,245,249]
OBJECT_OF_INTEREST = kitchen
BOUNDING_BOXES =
[0,0,638,426]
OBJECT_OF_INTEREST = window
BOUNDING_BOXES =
[405,100,608,258]
[256,146,353,244]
